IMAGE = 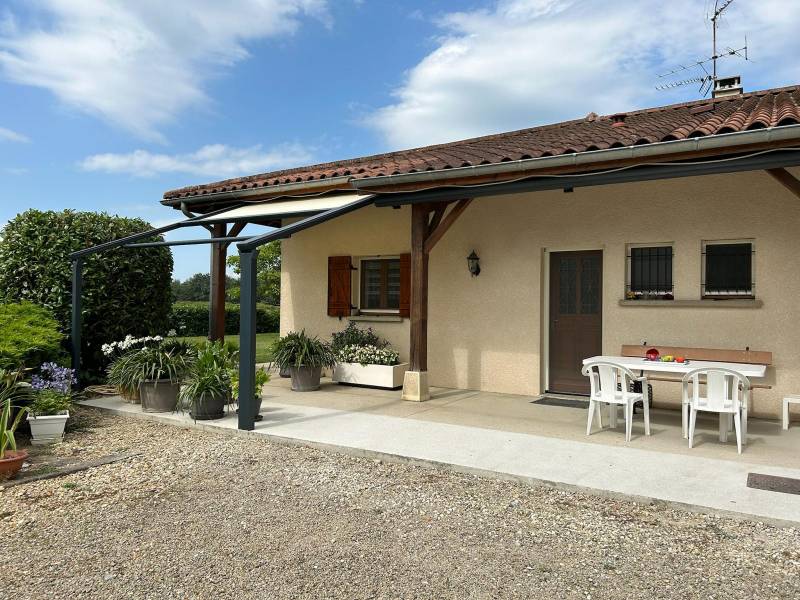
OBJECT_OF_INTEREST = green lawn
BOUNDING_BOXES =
[179,332,278,363]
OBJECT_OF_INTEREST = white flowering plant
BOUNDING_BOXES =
[336,344,399,366]
[101,335,164,358]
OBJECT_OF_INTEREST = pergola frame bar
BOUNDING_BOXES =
[123,236,254,249]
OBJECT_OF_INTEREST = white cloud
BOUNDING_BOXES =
[0,126,29,143]
[79,143,313,178]
[367,0,800,148]
[2,166,28,175]
[0,0,329,141]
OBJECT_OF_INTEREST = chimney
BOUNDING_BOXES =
[712,75,743,98]
[610,113,627,127]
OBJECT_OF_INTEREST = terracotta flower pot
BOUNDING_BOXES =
[119,387,141,404]
[0,449,28,481]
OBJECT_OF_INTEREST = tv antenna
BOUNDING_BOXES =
[655,0,750,96]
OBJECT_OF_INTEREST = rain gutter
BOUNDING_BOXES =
[353,125,800,192]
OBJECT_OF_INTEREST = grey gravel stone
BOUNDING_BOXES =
[1,407,798,599]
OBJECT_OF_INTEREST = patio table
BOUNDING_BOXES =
[582,355,767,442]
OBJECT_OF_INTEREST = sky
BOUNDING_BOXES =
[1,0,799,279]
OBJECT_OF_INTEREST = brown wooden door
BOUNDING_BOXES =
[548,251,602,394]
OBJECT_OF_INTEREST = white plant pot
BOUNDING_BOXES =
[27,411,69,445]
[332,362,409,389]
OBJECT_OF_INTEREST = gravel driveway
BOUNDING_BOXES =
[1,407,798,599]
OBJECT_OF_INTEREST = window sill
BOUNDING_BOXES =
[349,314,404,323]
[618,299,763,308]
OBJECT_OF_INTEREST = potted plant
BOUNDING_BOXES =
[27,390,71,445]
[108,343,193,413]
[179,341,236,420]
[102,335,165,402]
[271,330,335,392]
[331,323,408,389]
[0,369,32,481]
[27,362,74,445]
[231,365,270,421]
[333,345,407,389]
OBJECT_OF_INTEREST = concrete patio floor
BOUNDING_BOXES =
[81,377,800,526]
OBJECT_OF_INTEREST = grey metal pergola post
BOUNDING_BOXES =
[71,258,83,382]
[237,248,259,430]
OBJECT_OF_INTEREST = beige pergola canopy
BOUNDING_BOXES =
[197,192,374,224]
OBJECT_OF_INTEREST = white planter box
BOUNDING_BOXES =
[332,363,409,389]
[27,411,69,445]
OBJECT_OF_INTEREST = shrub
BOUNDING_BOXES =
[0,210,173,378]
[169,301,279,337]
[330,322,388,354]
[0,303,64,369]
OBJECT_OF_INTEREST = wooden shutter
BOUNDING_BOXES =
[327,256,352,317]
[399,253,411,318]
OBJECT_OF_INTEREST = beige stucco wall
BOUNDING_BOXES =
[281,170,800,418]
[281,205,412,356]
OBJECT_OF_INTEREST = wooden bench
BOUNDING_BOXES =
[620,345,773,389]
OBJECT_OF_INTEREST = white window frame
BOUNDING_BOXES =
[625,242,675,299]
[701,238,756,298]
[354,255,402,314]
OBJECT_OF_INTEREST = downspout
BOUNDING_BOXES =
[181,201,214,233]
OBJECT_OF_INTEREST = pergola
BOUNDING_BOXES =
[70,131,800,431]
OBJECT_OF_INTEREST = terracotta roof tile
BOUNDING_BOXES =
[163,84,800,200]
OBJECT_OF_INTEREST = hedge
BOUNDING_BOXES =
[0,302,65,369]
[0,210,173,378]
[169,301,279,337]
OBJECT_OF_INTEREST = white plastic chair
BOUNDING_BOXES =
[682,368,750,454]
[581,361,650,442]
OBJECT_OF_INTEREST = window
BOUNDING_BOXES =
[626,244,673,299]
[702,240,754,298]
[359,257,401,312]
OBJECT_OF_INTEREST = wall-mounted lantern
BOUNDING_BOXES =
[467,250,481,277]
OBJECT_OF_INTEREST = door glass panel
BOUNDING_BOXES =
[559,257,577,314]
[580,256,600,314]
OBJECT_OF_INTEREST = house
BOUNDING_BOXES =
[151,83,800,429]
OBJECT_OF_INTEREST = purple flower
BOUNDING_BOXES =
[32,362,76,394]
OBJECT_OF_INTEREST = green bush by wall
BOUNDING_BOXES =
[169,301,279,337]
[0,210,173,378]
[0,302,65,369]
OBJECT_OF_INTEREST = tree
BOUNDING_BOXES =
[226,240,281,305]
[0,210,173,378]
[171,273,238,302]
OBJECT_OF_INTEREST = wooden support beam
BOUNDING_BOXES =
[209,223,228,342]
[223,222,247,249]
[409,203,429,372]
[424,199,472,254]
[766,168,800,200]
[427,204,446,235]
